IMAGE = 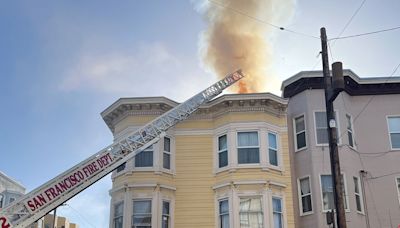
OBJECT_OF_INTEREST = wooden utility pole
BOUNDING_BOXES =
[320,27,347,228]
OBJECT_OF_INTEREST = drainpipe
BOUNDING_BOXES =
[360,170,370,228]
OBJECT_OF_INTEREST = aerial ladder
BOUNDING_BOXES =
[0,70,244,228]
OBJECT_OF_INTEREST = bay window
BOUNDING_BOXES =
[132,200,152,228]
[237,132,260,164]
[239,197,263,228]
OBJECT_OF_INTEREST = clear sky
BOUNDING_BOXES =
[1,1,399,227]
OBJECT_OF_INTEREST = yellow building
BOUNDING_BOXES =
[29,214,79,228]
[102,93,294,228]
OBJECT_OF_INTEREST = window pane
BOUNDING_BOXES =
[272,198,282,212]
[221,214,229,228]
[346,115,352,131]
[135,150,153,167]
[297,132,306,149]
[317,129,329,144]
[238,148,259,164]
[219,200,229,228]
[348,131,354,147]
[390,133,400,149]
[219,135,227,151]
[116,162,126,172]
[133,200,151,213]
[115,202,124,216]
[295,116,305,132]
[321,175,347,210]
[114,217,123,228]
[163,153,170,169]
[353,177,359,193]
[163,201,170,215]
[239,198,263,228]
[388,117,400,132]
[316,112,327,128]
[273,213,282,228]
[238,132,259,147]
[300,178,310,195]
[302,195,312,213]
[219,151,228,168]
[269,149,278,166]
[162,201,170,228]
[220,200,229,214]
[268,133,277,149]
[164,137,171,152]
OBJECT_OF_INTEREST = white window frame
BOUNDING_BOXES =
[238,195,264,228]
[134,145,155,169]
[236,131,260,165]
[161,200,171,228]
[353,176,364,214]
[293,114,307,152]
[297,175,313,216]
[271,196,284,228]
[346,114,356,149]
[218,134,229,169]
[319,173,349,213]
[113,201,124,228]
[387,115,400,150]
[218,198,230,228]
[163,136,172,170]
[132,199,153,228]
[267,131,280,167]
[396,177,400,207]
[313,110,341,146]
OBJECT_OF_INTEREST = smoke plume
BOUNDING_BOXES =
[199,0,295,93]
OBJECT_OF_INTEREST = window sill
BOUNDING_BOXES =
[295,147,307,153]
[356,211,365,216]
[267,165,284,173]
[300,211,314,217]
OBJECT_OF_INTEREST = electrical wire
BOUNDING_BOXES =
[329,26,400,41]
[207,0,319,39]
[334,0,367,42]
[368,171,400,180]
[65,204,97,228]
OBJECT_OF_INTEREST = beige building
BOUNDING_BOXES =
[282,70,400,228]
[29,214,79,228]
[102,93,295,228]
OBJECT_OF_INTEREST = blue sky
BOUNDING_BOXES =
[1,1,399,227]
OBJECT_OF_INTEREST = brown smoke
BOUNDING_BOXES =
[200,0,294,93]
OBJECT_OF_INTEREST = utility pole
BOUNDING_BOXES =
[320,27,347,228]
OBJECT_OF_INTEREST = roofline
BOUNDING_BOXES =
[0,171,25,190]
[281,69,400,91]
[101,96,179,118]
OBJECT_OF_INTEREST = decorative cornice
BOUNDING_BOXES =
[101,93,288,133]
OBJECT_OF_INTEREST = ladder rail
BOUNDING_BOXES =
[0,70,244,228]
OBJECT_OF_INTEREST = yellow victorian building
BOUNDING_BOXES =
[101,93,294,228]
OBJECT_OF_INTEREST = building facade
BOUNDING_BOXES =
[102,93,295,228]
[282,70,400,228]
[29,214,79,228]
[0,171,25,209]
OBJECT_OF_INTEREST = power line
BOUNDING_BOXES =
[367,170,400,180]
[330,26,400,40]
[207,0,319,39]
[336,0,367,41]
[65,204,97,228]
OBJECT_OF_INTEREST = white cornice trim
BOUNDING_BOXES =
[268,181,287,188]
[233,180,268,185]
[0,171,25,190]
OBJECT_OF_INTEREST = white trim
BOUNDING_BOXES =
[313,110,341,146]
[236,130,261,164]
[319,173,350,213]
[345,114,356,150]
[269,181,287,188]
[353,176,365,214]
[213,182,231,190]
[395,177,400,207]
[233,180,268,185]
[297,175,313,216]
[387,115,400,150]
[267,131,281,168]
[271,195,286,228]
[293,113,307,152]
